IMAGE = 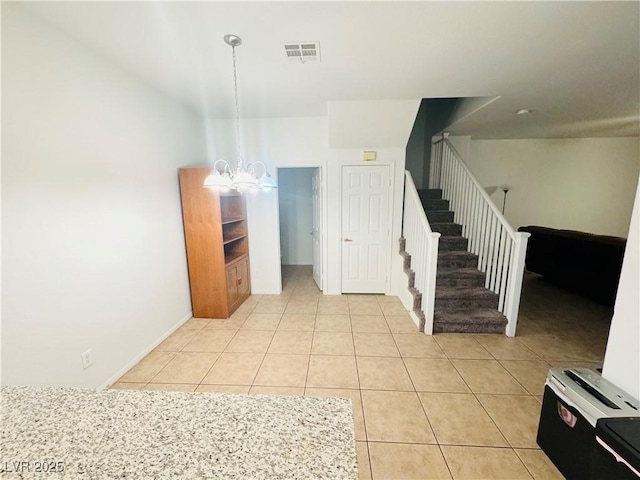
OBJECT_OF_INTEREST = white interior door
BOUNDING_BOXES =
[341,165,391,293]
[311,168,322,289]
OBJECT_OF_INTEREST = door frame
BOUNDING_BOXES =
[339,163,395,294]
[276,164,327,293]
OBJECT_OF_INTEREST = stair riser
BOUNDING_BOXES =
[439,238,468,251]
[422,199,450,211]
[436,276,486,288]
[418,189,443,200]
[435,297,499,310]
[432,223,463,236]
[426,211,454,223]
[438,256,478,269]
[434,323,505,334]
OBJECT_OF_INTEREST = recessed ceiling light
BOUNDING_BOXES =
[516,108,532,115]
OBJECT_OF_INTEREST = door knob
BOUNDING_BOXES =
[343,238,353,242]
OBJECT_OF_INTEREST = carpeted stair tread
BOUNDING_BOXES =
[437,268,485,287]
[439,236,468,251]
[417,189,443,200]
[438,250,478,268]
[433,308,507,334]
[431,222,463,236]
[426,210,455,223]
[435,286,499,310]
[422,199,450,211]
[434,308,507,324]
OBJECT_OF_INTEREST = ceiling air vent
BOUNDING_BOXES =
[283,42,320,62]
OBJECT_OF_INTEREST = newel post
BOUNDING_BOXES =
[504,232,530,337]
[423,232,441,336]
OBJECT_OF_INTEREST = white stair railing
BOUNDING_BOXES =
[430,137,530,337]
[402,171,440,334]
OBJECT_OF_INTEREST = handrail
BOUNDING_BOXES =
[402,170,440,334]
[440,139,516,239]
[430,138,530,337]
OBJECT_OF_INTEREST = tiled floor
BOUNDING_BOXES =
[113,266,612,479]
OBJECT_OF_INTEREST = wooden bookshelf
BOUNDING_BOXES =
[178,168,251,318]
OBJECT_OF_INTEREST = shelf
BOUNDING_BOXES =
[223,234,247,245]
[222,218,246,225]
[225,252,248,266]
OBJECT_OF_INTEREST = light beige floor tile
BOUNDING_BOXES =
[500,360,551,396]
[379,302,409,316]
[267,330,313,354]
[277,313,316,331]
[155,329,199,352]
[241,313,282,330]
[285,298,318,314]
[440,446,533,479]
[517,335,600,362]
[182,329,236,352]
[143,383,197,392]
[204,317,246,330]
[251,299,288,314]
[305,388,366,441]
[317,301,350,315]
[224,330,274,353]
[110,382,146,390]
[311,331,355,355]
[384,315,419,333]
[351,315,390,333]
[477,395,542,448]
[356,442,372,480]
[315,314,352,331]
[451,359,528,394]
[348,295,379,303]
[118,351,176,383]
[369,442,452,480]
[353,333,400,357]
[180,317,211,330]
[474,335,540,360]
[253,354,309,387]
[201,352,264,385]
[404,358,471,393]
[361,390,435,443]
[307,355,360,389]
[249,386,305,396]
[515,449,564,480]
[393,334,446,358]
[376,295,402,304]
[196,384,251,394]
[349,303,383,315]
[433,334,493,359]
[151,352,219,384]
[418,393,508,446]
[357,357,414,391]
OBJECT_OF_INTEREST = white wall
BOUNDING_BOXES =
[1,5,206,388]
[602,177,640,400]
[278,168,314,265]
[206,99,419,296]
[467,138,640,237]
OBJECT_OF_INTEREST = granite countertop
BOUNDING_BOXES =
[1,386,357,479]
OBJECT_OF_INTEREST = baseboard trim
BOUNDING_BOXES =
[98,311,193,390]
[408,310,423,332]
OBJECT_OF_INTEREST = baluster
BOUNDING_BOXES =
[484,214,496,287]
[471,189,481,255]
[498,237,512,312]
[479,204,490,273]
[494,226,507,294]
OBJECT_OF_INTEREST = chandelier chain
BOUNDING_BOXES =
[231,44,243,169]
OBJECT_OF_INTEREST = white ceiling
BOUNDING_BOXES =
[17,1,640,139]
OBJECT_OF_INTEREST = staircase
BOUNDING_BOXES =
[419,188,508,334]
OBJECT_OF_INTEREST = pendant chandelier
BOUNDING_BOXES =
[204,34,277,192]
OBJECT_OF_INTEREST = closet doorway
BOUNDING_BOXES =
[277,167,323,292]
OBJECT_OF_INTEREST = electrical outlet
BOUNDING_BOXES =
[80,349,93,370]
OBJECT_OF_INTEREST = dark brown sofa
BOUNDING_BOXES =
[518,226,626,306]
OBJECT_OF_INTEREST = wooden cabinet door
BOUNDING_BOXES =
[226,266,238,310]
[237,258,250,299]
